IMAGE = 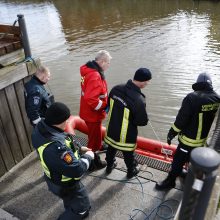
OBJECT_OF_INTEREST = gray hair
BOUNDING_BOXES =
[35,66,50,76]
[95,50,112,62]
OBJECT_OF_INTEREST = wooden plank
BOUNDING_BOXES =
[0,25,20,36]
[0,49,24,67]
[5,43,14,53]
[0,153,7,177]
[26,58,41,75]
[14,79,33,148]
[5,84,31,157]
[0,89,23,163]
[0,117,15,170]
[0,47,6,56]
[23,75,32,84]
[0,63,27,90]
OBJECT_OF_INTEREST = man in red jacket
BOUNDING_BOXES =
[79,50,112,168]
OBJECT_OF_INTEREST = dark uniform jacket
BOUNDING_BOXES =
[104,79,149,151]
[24,76,53,124]
[32,120,92,186]
[172,82,220,147]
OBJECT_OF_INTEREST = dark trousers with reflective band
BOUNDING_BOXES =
[170,143,194,178]
[45,178,90,220]
[106,145,136,172]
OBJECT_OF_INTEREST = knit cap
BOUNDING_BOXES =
[45,102,70,125]
[134,68,152,82]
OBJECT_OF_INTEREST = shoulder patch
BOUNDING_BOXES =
[61,151,73,164]
[33,96,40,105]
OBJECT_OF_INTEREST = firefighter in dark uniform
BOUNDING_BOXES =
[156,73,220,190]
[24,66,54,126]
[104,68,152,178]
[32,102,94,219]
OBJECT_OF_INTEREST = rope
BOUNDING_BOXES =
[149,120,169,159]
[128,199,179,220]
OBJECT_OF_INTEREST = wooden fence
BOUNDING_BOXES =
[0,60,39,177]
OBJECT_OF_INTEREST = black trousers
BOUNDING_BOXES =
[45,178,90,220]
[170,143,194,178]
[106,145,137,172]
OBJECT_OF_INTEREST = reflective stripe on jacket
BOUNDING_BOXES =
[104,80,148,151]
[172,86,220,147]
[37,139,81,182]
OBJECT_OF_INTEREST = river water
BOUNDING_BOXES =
[1,0,220,143]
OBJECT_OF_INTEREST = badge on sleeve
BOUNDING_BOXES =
[33,96,40,105]
[61,151,73,164]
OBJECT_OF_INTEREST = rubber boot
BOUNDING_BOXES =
[127,166,140,179]
[106,162,117,174]
[94,153,107,169]
[155,174,176,191]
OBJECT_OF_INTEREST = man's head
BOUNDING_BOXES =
[196,72,212,85]
[45,102,70,130]
[192,72,213,91]
[95,50,112,71]
[133,68,152,89]
[35,66,50,84]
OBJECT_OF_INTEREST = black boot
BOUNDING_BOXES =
[127,166,140,179]
[94,153,107,169]
[155,174,176,191]
[106,162,117,174]
[179,168,188,179]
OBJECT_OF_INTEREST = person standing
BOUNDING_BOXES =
[32,102,94,219]
[104,68,152,178]
[79,50,112,168]
[155,73,220,190]
[24,66,54,126]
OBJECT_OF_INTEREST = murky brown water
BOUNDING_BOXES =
[1,0,220,143]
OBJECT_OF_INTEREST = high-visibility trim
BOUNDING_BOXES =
[37,139,80,181]
[196,113,203,140]
[104,136,136,151]
[120,108,130,143]
[179,134,206,147]
[106,98,114,133]
[32,117,41,125]
[81,76,85,85]
[81,158,89,169]
[38,142,53,178]
[99,93,107,98]
[94,100,103,110]
[202,103,219,111]
[180,148,188,153]
[172,124,181,133]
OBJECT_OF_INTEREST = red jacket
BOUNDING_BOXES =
[79,61,108,122]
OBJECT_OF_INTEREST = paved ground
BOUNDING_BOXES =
[0,151,184,220]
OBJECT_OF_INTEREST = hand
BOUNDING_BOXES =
[80,146,90,154]
[167,137,172,145]
[85,151,94,160]
[167,127,178,145]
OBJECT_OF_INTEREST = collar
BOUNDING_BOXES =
[86,60,105,79]
[33,75,45,85]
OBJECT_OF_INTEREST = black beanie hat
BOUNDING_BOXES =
[133,68,152,82]
[45,102,70,125]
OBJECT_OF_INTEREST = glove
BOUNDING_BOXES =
[167,127,178,145]
[85,151,94,160]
